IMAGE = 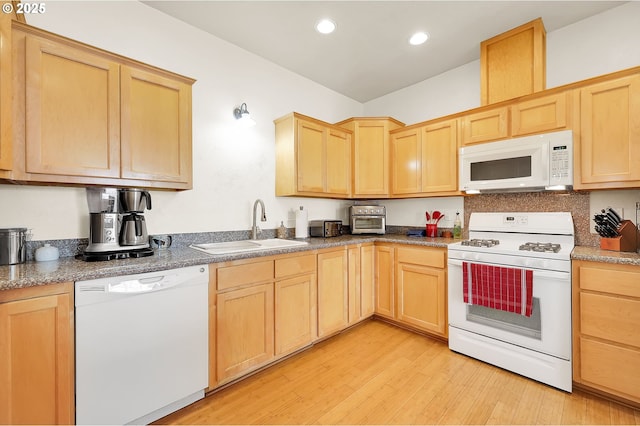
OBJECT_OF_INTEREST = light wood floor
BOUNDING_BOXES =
[157,320,640,425]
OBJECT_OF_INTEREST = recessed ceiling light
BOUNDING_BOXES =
[409,31,429,46]
[316,19,336,35]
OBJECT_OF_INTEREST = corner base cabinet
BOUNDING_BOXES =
[572,260,640,406]
[0,283,74,425]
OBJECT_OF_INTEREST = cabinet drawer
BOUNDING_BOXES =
[581,292,640,347]
[580,337,640,401]
[396,246,445,269]
[217,260,273,291]
[275,254,316,278]
[578,264,640,298]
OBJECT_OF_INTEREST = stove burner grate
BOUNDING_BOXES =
[519,242,561,253]
[460,239,500,248]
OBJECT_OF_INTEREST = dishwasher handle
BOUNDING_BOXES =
[107,275,177,293]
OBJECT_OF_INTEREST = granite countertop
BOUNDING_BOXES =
[4,234,638,292]
[0,234,455,291]
[571,246,640,266]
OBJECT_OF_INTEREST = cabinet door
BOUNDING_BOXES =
[360,244,375,319]
[120,66,192,185]
[352,121,390,196]
[0,12,12,172]
[275,274,317,356]
[317,249,348,338]
[577,74,640,187]
[216,284,274,382]
[374,245,395,319]
[296,118,325,193]
[391,127,421,194]
[480,18,546,105]
[326,128,351,195]
[24,35,120,178]
[347,246,361,325]
[460,107,509,146]
[511,92,568,137]
[0,292,74,425]
[396,262,447,336]
[421,119,458,193]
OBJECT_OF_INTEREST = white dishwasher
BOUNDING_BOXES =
[75,264,209,425]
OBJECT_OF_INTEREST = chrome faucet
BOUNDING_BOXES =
[251,199,267,240]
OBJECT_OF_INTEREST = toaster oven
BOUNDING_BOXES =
[350,205,386,234]
[309,220,343,237]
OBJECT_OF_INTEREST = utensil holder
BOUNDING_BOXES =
[426,224,438,238]
[599,220,639,252]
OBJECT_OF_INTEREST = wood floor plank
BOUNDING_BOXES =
[154,320,640,425]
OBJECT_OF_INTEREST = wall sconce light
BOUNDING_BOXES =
[233,103,256,127]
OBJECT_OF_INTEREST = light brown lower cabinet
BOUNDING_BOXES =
[348,243,375,325]
[216,283,275,383]
[210,252,318,388]
[375,244,448,339]
[317,247,349,338]
[275,253,317,356]
[374,244,395,319]
[572,260,640,405]
[0,283,74,425]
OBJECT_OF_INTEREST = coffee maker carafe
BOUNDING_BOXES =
[81,188,154,261]
[119,189,152,247]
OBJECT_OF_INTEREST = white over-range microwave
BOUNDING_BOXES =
[459,130,573,193]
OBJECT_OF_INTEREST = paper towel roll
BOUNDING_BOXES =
[295,206,308,238]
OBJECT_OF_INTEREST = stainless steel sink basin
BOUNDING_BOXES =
[190,238,308,255]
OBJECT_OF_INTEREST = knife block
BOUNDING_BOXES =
[600,220,639,252]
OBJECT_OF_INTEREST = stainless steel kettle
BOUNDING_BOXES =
[120,189,152,213]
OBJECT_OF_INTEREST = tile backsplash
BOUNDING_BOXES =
[464,191,598,246]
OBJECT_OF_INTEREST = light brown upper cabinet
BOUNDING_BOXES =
[390,118,459,196]
[421,119,458,193]
[0,11,14,176]
[10,23,194,190]
[574,72,640,189]
[511,92,569,137]
[22,33,121,179]
[390,126,421,195]
[460,92,570,146]
[460,106,509,146]
[275,112,352,198]
[481,18,546,105]
[120,66,192,184]
[335,117,404,198]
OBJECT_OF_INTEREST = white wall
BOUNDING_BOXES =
[2,2,639,239]
[364,2,640,120]
[364,1,640,228]
[1,1,362,240]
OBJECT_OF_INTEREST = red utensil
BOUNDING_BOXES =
[425,211,431,224]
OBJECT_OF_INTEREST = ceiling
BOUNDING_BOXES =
[143,1,625,102]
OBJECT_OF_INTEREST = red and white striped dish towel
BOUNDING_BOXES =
[462,262,533,317]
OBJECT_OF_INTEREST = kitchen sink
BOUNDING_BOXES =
[190,238,308,255]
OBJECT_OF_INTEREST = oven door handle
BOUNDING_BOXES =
[448,258,570,281]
